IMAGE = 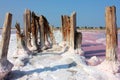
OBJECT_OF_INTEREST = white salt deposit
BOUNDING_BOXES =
[0,30,119,80]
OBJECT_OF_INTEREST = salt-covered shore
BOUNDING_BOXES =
[1,30,120,80]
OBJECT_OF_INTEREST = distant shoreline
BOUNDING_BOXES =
[0,28,120,32]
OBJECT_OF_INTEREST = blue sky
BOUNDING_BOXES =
[0,0,120,27]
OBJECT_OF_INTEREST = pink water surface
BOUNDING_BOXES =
[81,30,120,60]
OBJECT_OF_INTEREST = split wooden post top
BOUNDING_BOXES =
[0,13,12,59]
[105,6,118,61]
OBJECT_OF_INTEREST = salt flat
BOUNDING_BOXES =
[1,30,120,80]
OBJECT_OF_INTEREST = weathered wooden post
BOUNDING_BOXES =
[105,6,120,73]
[49,26,56,45]
[61,12,83,54]
[61,15,64,41]
[66,16,71,44]
[39,15,45,49]
[61,15,68,42]
[75,32,82,49]
[15,23,28,51]
[31,12,38,51]
[0,13,13,79]
[49,25,56,45]
[106,6,118,61]
[14,23,32,66]
[24,9,32,49]
[74,32,83,55]
[70,12,76,49]
[45,20,56,45]
[15,22,32,55]
[35,16,41,45]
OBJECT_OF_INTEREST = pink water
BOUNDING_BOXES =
[81,30,120,61]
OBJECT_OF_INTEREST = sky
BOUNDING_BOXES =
[0,0,120,28]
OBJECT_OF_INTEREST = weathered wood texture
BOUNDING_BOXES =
[44,19,56,45]
[75,32,82,49]
[0,13,13,80]
[15,23,27,50]
[61,15,69,41]
[31,12,38,50]
[0,13,12,59]
[39,16,45,48]
[106,6,118,61]
[61,12,77,49]
[70,12,76,49]
[39,15,56,48]
[24,9,32,48]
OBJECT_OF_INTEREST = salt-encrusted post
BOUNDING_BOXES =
[61,15,70,42]
[0,13,13,79]
[70,12,76,49]
[15,23,28,50]
[105,6,120,73]
[49,26,56,45]
[106,6,118,61]
[61,15,64,41]
[44,19,56,45]
[31,12,38,51]
[66,16,70,44]
[75,32,82,49]
[14,23,32,66]
[61,15,67,41]
[39,16,45,49]
[24,9,32,48]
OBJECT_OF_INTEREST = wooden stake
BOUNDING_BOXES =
[106,6,118,61]
[31,12,38,50]
[0,13,13,80]
[44,19,56,45]
[75,32,82,49]
[70,12,76,49]
[15,23,27,50]
[24,9,32,48]
[0,13,12,59]
[39,16,45,49]
[61,15,64,41]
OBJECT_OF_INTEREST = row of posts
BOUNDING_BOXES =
[0,6,119,79]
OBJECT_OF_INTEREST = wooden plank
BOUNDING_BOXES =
[105,6,118,61]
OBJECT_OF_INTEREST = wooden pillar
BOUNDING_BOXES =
[61,15,70,42]
[35,17,41,45]
[39,16,45,49]
[15,23,27,50]
[31,12,38,50]
[61,12,77,49]
[75,32,82,49]
[0,13,13,79]
[70,12,76,49]
[61,15,64,41]
[24,9,32,48]
[67,16,71,44]
[47,24,56,45]
[0,13,12,59]
[106,6,118,61]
